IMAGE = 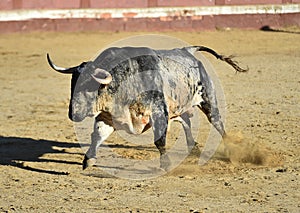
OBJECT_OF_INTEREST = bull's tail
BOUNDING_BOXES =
[188,46,248,73]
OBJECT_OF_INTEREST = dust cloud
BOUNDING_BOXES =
[214,131,283,167]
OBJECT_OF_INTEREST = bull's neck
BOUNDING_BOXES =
[94,90,113,113]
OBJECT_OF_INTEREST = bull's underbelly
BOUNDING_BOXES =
[112,117,150,135]
[96,91,200,135]
[96,107,151,135]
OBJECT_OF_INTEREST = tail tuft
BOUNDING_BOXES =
[190,46,248,73]
[220,55,249,73]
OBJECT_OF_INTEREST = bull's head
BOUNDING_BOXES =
[47,54,112,122]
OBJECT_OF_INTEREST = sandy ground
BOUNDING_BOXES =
[0,29,299,212]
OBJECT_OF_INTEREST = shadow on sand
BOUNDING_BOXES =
[0,136,84,175]
[260,25,300,34]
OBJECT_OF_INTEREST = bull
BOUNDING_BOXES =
[47,46,247,170]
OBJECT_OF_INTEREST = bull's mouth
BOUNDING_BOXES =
[69,111,96,122]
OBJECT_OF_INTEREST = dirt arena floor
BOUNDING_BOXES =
[0,29,299,212]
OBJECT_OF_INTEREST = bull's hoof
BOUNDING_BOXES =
[82,156,97,170]
[160,153,172,171]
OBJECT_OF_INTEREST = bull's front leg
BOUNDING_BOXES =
[151,105,171,171]
[83,120,114,170]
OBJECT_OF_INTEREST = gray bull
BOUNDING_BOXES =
[47,46,246,170]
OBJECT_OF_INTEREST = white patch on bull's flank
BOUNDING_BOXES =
[192,85,204,106]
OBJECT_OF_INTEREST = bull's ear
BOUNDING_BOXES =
[91,68,112,85]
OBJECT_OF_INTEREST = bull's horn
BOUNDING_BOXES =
[91,68,112,85]
[47,53,74,74]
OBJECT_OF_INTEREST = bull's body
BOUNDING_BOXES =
[47,45,246,170]
[91,47,210,134]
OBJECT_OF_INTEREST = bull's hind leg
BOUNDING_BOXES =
[198,88,226,138]
[83,120,114,170]
[199,104,226,137]
[177,112,195,152]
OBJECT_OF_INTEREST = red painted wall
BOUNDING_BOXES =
[89,0,148,8]
[155,0,215,7]
[0,0,299,10]
[0,0,299,33]
[216,0,282,5]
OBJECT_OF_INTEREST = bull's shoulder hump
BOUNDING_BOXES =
[93,47,158,69]
[102,46,156,56]
[95,46,158,61]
